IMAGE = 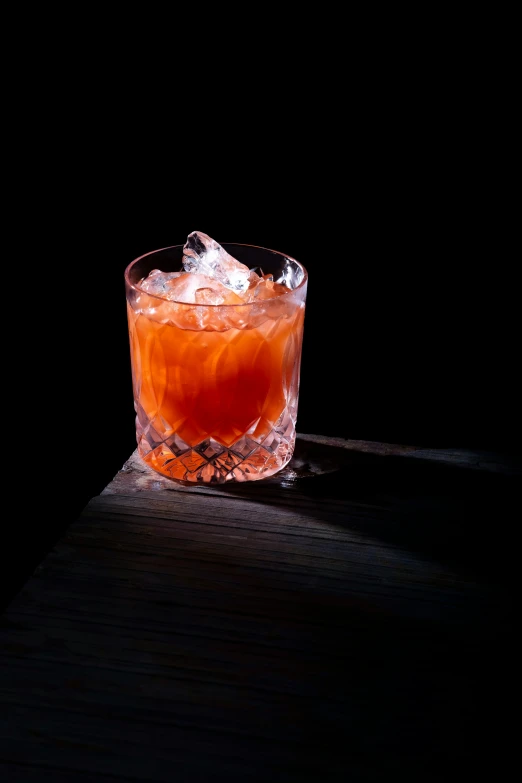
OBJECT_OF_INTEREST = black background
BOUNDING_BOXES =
[2,134,518,610]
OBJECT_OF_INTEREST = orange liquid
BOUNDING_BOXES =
[127,282,306,482]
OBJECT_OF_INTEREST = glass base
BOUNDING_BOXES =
[136,410,296,484]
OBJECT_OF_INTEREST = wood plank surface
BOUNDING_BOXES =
[0,434,517,782]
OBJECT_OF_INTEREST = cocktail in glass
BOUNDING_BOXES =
[124,235,308,484]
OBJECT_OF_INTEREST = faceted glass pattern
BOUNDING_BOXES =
[125,243,307,484]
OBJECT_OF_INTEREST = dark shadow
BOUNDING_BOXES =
[216,437,521,591]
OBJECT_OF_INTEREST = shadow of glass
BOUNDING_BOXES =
[216,436,519,590]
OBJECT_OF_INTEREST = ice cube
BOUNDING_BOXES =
[162,273,244,305]
[194,287,224,305]
[252,279,289,300]
[183,231,253,293]
[194,284,244,305]
[275,258,304,289]
[139,269,182,295]
[163,273,214,304]
[240,272,288,302]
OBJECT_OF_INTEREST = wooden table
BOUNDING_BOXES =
[1,434,517,782]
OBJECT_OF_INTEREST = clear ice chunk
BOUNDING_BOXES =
[139,269,182,295]
[274,257,304,289]
[183,231,252,293]
[137,232,296,315]
[162,272,244,305]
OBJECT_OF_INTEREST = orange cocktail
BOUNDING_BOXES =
[125,234,308,484]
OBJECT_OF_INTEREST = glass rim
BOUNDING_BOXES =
[124,242,308,308]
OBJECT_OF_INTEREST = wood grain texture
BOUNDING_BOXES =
[0,434,515,781]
